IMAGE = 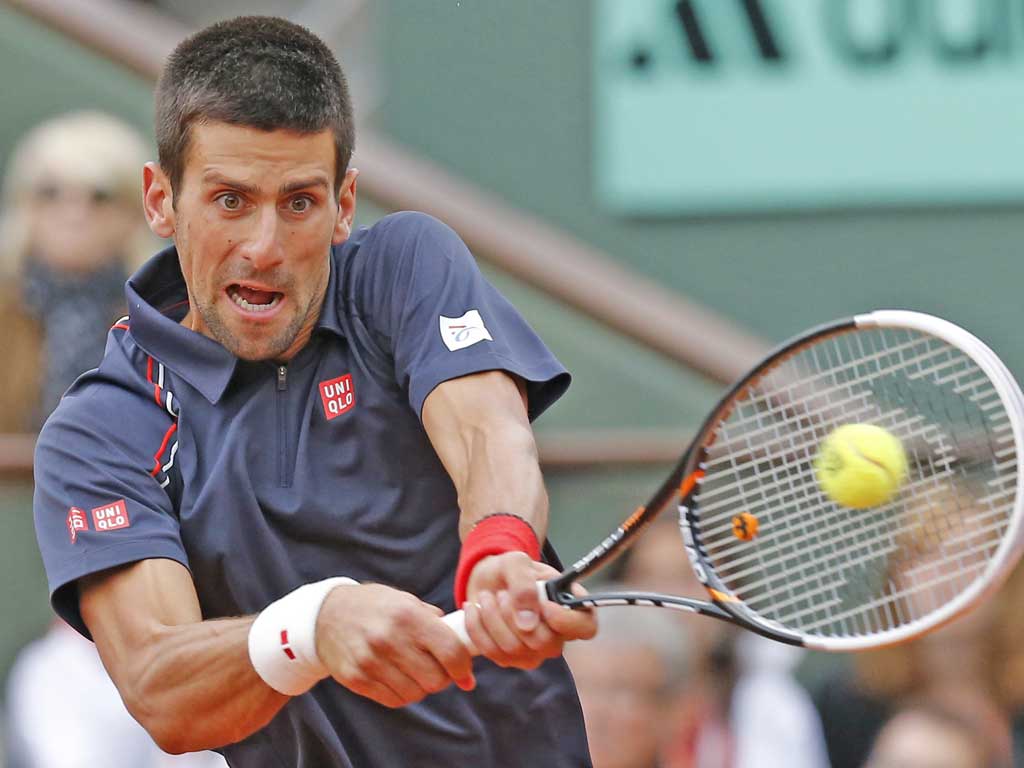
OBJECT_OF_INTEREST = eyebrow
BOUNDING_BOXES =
[201,172,257,195]
[201,172,330,196]
[280,177,330,195]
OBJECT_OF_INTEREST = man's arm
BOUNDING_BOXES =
[80,559,284,754]
[422,370,597,667]
[80,559,475,754]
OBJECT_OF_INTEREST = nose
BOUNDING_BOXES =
[240,205,284,271]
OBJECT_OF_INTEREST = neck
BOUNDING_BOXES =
[275,322,317,362]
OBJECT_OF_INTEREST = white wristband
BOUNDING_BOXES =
[248,577,358,696]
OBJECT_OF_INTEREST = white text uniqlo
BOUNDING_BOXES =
[91,499,130,531]
[318,374,356,421]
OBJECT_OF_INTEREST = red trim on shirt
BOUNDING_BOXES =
[146,356,162,406]
[150,423,178,477]
[158,299,190,314]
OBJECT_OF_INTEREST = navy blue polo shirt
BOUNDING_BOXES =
[33,212,591,768]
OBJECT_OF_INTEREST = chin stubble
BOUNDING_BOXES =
[197,292,312,361]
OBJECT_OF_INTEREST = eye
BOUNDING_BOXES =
[91,188,115,206]
[33,184,61,203]
[217,193,243,211]
[289,196,313,214]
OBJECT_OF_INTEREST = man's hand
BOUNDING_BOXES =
[315,583,476,708]
[462,552,597,669]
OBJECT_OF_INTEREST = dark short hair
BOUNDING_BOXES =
[155,15,355,195]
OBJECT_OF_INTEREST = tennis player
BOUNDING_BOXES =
[32,15,595,767]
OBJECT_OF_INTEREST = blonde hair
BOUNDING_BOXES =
[0,111,154,280]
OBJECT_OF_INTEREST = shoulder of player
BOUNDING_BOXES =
[339,211,475,312]
[100,316,175,395]
[345,211,470,275]
[37,331,176,464]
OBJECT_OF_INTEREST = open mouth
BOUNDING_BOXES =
[227,284,283,313]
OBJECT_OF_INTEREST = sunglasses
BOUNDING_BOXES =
[33,183,118,206]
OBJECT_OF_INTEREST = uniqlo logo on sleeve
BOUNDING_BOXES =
[91,499,130,532]
[66,507,87,544]
[318,374,355,420]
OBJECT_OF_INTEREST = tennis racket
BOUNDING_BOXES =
[443,310,1024,652]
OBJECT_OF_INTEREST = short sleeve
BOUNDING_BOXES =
[33,380,188,637]
[359,212,570,420]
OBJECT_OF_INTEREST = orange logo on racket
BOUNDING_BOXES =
[731,512,759,541]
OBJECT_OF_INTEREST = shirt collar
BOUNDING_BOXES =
[314,243,346,339]
[125,245,345,404]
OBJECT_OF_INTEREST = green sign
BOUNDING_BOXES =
[595,0,1024,213]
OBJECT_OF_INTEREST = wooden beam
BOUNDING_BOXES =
[0,428,697,478]
[0,434,36,479]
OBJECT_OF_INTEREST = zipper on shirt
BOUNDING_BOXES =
[276,364,292,487]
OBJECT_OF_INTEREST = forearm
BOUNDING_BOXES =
[423,371,598,661]
[81,561,288,754]
[452,424,599,662]
[455,418,548,540]
[113,616,286,754]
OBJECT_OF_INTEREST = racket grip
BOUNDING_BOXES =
[441,610,478,655]
[442,581,550,656]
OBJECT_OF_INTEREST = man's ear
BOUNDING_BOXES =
[332,168,359,245]
[143,162,175,239]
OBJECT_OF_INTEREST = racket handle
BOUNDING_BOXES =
[441,581,550,656]
[440,610,478,655]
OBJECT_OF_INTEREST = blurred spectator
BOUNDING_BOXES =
[1,111,220,767]
[815,553,1024,767]
[564,594,691,768]
[610,515,829,768]
[862,692,1011,768]
[0,110,153,431]
[6,620,227,768]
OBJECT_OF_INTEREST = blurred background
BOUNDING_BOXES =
[2,1,1024,766]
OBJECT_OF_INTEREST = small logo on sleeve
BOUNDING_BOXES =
[91,499,130,532]
[319,374,355,420]
[67,507,88,544]
[439,310,493,352]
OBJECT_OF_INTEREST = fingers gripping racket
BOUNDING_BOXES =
[444,311,1024,652]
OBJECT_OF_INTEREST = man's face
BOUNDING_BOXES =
[147,122,356,361]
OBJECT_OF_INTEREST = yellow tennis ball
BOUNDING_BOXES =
[814,424,908,508]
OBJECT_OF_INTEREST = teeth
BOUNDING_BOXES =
[228,287,281,313]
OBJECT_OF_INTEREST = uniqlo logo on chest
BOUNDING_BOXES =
[66,507,87,544]
[319,374,355,420]
[91,499,130,532]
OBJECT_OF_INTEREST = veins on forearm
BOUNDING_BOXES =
[125,617,286,752]
[457,420,548,540]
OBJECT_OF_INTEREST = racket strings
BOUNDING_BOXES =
[690,328,1016,639]
[699,345,995,472]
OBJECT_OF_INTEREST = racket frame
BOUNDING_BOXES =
[546,310,1024,652]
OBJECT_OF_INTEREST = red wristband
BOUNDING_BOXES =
[454,514,541,607]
